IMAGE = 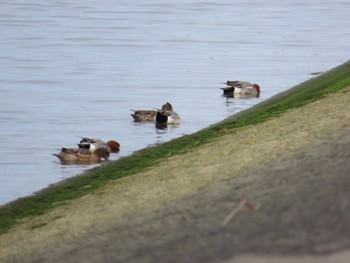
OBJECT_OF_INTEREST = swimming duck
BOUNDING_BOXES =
[53,147,110,165]
[130,110,157,122]
[130,103,174,122]
[156,102,181,124]
[221,81,260,95]
[77,137,120,153]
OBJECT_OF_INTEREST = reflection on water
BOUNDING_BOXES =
[155,123,181,133]
[0,0,350,205]
[223,93,260,99]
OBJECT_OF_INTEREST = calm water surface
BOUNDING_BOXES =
[1,0,349,205]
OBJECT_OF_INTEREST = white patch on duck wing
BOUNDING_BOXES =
[88,143,97,152]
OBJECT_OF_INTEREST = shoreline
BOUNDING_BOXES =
[0,61,350,262]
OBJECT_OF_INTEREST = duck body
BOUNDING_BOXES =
[221,81,260,95]
[53,147,110,165]
[77,137,120,153]
[130,110,157,122]
[155,102,180,124]
[156,110,181,124]
[130,102,175,122]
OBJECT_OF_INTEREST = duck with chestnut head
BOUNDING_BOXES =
[77,137,120,153]
[221,81,260,96]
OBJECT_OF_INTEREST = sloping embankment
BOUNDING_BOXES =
[1,61,350,263]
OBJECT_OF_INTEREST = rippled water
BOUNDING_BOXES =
[0,0,349,205]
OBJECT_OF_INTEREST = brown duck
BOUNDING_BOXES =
[130,102,173,122]
[53,147,110,165]
[221,81,260,96]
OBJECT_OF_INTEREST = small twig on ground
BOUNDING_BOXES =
[221,198,259,226]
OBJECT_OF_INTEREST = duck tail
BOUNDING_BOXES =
[52,153,61,160]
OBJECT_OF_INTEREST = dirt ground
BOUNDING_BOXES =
[1,88,350,263]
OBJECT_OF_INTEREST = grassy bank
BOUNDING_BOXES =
[1,60,350,235]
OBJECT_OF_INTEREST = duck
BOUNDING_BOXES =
[156,102,181,124]
[53,147,110,165]
[77,137,120,153]
[130,102,174,122]
[130,110,157,122]
[221,81,260,96]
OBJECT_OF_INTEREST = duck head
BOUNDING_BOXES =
[107,140,120,153]
[252,84,260,94]
[161,102,173,111]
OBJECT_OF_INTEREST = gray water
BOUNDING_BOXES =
[1,0,349,205]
